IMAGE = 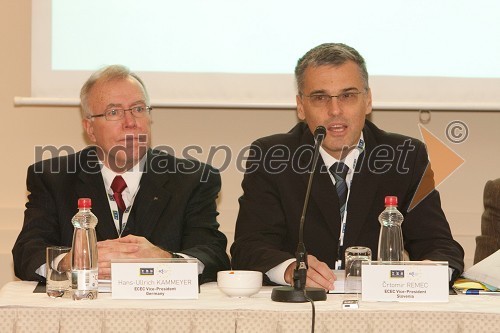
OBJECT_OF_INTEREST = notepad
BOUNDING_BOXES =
[462,249,500,290]
[327,270,345,294]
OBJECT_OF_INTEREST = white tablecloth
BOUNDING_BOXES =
[0,281,499,333]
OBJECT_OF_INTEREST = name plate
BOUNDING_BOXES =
[361,261,449,302]
[111,258,199,299]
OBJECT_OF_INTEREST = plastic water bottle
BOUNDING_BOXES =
[71,198,98,300]
[377,196,404,262]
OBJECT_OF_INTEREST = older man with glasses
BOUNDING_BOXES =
[13,65,230,284]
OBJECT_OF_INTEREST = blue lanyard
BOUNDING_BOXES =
[334,138,365,269]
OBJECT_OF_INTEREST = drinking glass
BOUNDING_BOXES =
[46,246,71,298]
[344,246,371,294]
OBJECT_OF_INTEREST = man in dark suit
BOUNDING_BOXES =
[13,65,230,283]
[231,43,464,290]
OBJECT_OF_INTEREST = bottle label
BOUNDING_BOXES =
[72,270,98,290]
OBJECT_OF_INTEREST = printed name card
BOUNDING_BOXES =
[111,258,199,299]
[361,261,449,302]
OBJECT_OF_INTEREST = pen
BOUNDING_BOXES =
[464,289,500,295]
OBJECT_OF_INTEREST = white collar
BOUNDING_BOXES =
[100,154,147,197]
[319,133,365,173]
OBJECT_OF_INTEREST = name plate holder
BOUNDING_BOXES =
[361,261,449,302]
[111,258,199,299]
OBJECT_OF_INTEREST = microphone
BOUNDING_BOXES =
[271,126,328,302]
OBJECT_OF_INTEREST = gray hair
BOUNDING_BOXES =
[80,65,150,118]
[294,43,369,93]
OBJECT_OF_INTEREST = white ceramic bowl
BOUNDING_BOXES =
[217,270,263,297]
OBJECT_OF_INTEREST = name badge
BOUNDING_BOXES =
[111,258,199,299]
[361,261,449,302]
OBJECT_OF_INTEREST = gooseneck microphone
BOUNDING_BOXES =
[271,126,328,302]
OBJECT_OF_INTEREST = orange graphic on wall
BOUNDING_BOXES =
[408,125,465,211]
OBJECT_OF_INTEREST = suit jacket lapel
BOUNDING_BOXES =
[132,151,172,239]
[298,129,339,238]
[342,122,381,246]
[76,148,118,240]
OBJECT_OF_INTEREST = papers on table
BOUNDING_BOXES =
[327,270,345,294]
[453,278,497,291]
[462,249,500,290]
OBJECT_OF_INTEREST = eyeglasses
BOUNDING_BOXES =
[88,106,152,121]
[301,90,365,108]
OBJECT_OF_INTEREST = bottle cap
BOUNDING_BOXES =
[384,196,398,206]
[78,198,92,209]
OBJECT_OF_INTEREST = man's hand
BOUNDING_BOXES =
[58,251,72,272]
[97,235,172,279]
[284,255,336,290]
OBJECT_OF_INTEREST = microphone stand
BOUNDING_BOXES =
[271,126,328,302]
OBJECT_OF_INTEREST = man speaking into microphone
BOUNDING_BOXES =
[230,43,464,290]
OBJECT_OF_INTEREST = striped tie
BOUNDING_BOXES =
[330,162,349,219]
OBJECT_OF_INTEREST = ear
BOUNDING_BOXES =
[296,94,306,121]
[82,118,97,143]
[365,88,373,116]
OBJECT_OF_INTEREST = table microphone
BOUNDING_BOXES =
[271,125,328,302]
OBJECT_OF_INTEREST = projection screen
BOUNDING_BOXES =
[21,0,500,110]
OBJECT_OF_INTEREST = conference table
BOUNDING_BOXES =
[0,281,499,333]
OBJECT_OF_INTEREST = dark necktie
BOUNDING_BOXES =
[111,176,128,232]
[330,162,349,219]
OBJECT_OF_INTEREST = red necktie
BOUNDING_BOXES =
[111,176,127,213]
